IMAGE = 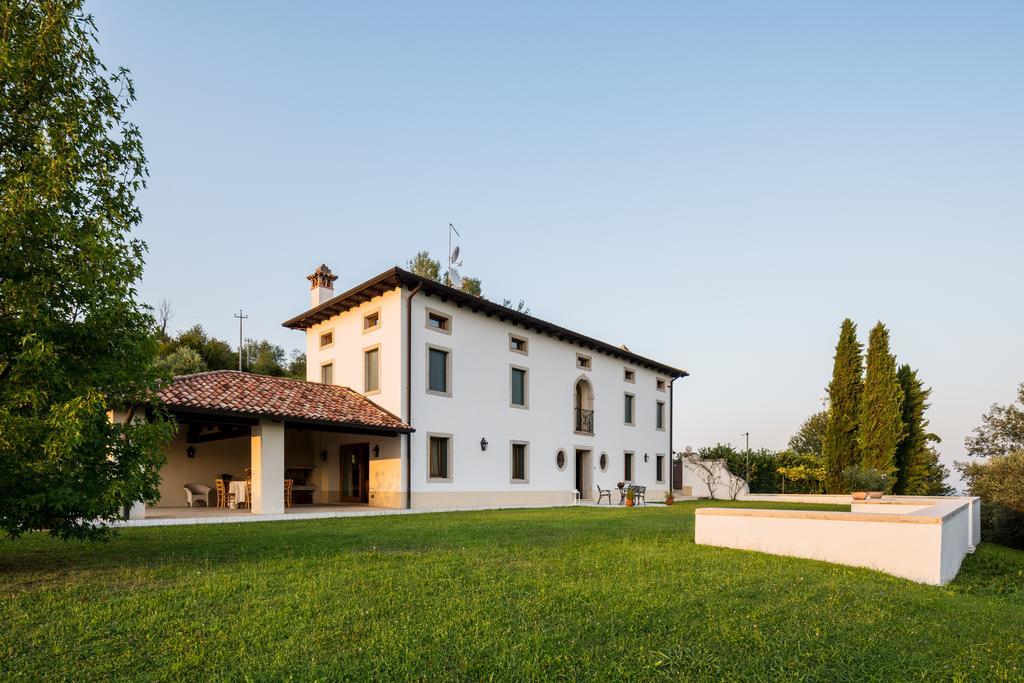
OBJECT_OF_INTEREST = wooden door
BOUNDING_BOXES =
[340,444,370,504]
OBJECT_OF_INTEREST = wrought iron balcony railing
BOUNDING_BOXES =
[575,408,594,434]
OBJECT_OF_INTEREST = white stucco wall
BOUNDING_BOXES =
[304,287,405,417]
[406,292,672,506]
[297,284,677,508]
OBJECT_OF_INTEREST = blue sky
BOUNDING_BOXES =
[89,1,1023,485]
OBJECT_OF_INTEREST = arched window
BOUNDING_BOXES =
[574,378,594,434]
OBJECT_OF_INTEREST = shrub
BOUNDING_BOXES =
[842,466,888,492]
[958,451,1024,549]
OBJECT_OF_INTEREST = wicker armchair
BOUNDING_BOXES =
[183,483,211,508]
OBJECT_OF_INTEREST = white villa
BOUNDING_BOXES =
[134,264,688,519]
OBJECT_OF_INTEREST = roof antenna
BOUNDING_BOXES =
[447,222,463,288]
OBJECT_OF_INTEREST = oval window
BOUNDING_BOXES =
[599,452,608,472]
[556,449,566,470]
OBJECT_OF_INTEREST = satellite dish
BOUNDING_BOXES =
[448,268,463,288]
[451,245,460,263]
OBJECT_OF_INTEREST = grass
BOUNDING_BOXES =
[1,501,1022,681]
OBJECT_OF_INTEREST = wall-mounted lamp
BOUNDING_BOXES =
[644,453,649,463]
[320,450,328,462]
[186,445,196,459]
[372,445,380,458]
[480,437,488,451]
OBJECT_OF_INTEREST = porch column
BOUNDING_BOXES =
[251,419,285,515]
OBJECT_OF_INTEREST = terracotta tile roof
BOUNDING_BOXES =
[157,371,412,433]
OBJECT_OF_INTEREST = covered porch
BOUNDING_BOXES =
[136,371,413,519]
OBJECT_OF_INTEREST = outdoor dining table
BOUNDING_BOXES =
[228,480,247,508]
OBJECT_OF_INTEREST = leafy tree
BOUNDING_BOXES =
[0,0,175,538]
[287,351,306,380]
[162,324,235,370]
[957,451,1024,549]
[407,250,441,282]
[405,250,529,307]
[894,365,945,495]
[242,339,287,377]
[857,323,903,488]
[501,298,531,314]
[789,409,829,458]
[154,346,206,376]
[460,277,482,296]
[965,383,1024,458]
[822,319,863,492]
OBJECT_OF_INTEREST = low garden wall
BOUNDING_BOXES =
[695,495,981,585]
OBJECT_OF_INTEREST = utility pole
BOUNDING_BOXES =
[742,431,750,480]
[234,309,247,371]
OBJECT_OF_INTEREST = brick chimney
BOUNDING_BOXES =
[307,264,338,307]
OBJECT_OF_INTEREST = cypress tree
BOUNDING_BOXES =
[895,365,926,493]
[822,319,863,492]
[895,365,949,495]
[858,323,904,488]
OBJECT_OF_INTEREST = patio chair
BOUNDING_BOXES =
[634,485,647,506]
[284,479,294,508]
[215,479,228,508]
[595,485,613,505]
[183,483,211,508]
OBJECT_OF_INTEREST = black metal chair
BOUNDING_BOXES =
[596,485,612,505]
[634,485,647,506]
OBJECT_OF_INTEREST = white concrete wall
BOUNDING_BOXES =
[695,496,980,585]
[679,458,749,499]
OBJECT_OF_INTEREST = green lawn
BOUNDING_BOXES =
[2,502,1022,681]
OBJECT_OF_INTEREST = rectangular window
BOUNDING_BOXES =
[427,346,450,395]
[624,393,635,425]
[364,347,380,393]
[656,454,665,483]
[656,401,665,430]
[577,353,591,370]
[363,311,380,332]
[511,442,528,482]
[319,330,333,348]
[624,452,634,481]
[509,334,528,355]
[656,377,667,392]
[428,435,451,481]
[510,366,527,408]
[320,363,333,385]
[624,367,635,383]
[426,309,451,333]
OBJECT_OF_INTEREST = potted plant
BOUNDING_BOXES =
[625,488,635,508]
[842,466,887,501]
[664,491,675,506]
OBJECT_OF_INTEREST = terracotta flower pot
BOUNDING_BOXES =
[851,491,868,501]
[625,498,635,508]
[868,491,884,499]
[665,498,674,506]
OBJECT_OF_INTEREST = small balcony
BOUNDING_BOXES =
[575,407,594,434]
